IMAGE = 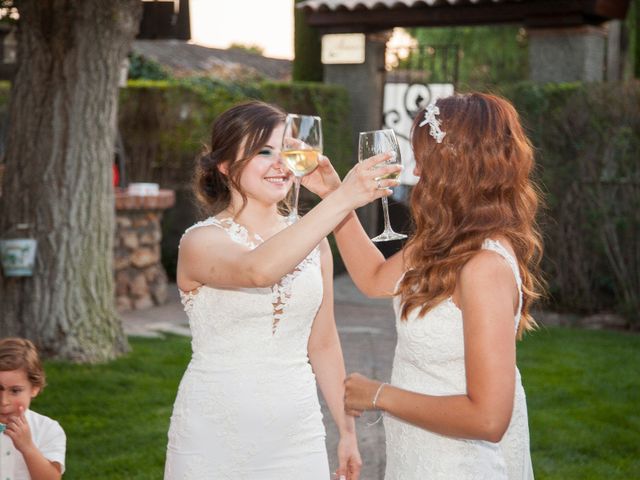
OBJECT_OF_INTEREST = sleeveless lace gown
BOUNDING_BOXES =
[384,239,534,480]
[164,217,330,480]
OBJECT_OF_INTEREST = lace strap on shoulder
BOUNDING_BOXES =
[179,217,224,246]
[482,239,523,331]
[481,239,522,287]
[180,217,261,249]
[183,217,223,235]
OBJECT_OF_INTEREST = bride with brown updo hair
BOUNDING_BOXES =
[306,92,543,479]
[164,100,403,480]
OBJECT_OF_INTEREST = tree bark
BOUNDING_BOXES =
[0,0,142,362]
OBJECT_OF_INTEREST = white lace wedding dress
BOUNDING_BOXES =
[164,217,330,480]
[384,239,534,480]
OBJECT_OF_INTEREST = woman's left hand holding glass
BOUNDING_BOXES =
[335,430,362,480]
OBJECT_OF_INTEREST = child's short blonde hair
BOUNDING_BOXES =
[0,337,46,390]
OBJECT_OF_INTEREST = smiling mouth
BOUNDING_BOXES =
[264,176,289,184]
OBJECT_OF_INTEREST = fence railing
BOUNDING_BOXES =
[386,44,459,86]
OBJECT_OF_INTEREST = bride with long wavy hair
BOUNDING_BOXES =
[306,92,544,479]
[398,92,544,338]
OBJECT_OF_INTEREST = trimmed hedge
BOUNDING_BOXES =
[119,78,352,188]
[497,81,640,325]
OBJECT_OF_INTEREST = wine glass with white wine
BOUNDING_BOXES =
[358,129,407,242]
[281,114,323,221]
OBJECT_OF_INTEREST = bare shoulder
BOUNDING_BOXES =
[180,223,232,253]
[178,224,250,271]
[457,241,519,314]
[460,248,515,288]
[177,223,251,291]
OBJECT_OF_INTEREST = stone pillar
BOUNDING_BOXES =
[606,20,623,81]
[527,26,606,83]
[323,31,390,235]
[324,31,390,149]
[114,189,175,311]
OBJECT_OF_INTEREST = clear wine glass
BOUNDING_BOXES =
[281,114,322,221]
[358,129,407,242]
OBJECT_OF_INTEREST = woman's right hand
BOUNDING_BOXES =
[336,152,402,210]
[302,154,342,199]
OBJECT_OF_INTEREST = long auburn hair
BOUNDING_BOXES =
[398,93,544,338]
[194,100,286,216]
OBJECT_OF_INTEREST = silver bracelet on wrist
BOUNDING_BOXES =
[372,382,388,410]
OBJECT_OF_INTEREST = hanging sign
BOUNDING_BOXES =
[321,33,366,64]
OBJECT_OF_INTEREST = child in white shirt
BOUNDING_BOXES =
[0,337,66,480]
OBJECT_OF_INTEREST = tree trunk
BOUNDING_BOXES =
[0,0,142,362]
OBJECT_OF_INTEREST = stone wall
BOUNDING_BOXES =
[528,26,607,83]
[114,190,175,311]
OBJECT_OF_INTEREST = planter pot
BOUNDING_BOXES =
[0,238,37,276]
[128,183,159,196]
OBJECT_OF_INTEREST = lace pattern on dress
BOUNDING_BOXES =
[481,239,524,332]
[178,217,263,313]
[179,288,199,312]
[178,216,320,333]
[271,248,320,334]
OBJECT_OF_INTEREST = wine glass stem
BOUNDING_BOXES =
[291,177,302,217]
[381,195,392,232]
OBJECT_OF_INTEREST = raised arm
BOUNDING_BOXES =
[179,155,402,291]
[303,153,406,298]
[333,212,405,298]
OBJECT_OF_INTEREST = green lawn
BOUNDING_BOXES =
[520,327,640,479]
[32,327,639,479]
[38,337,189,479]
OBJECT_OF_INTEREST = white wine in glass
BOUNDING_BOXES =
[282,149,321,177]
[358,129,407,242]
[282,114,322,220]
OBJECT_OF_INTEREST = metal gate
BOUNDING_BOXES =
[383,44,458,192]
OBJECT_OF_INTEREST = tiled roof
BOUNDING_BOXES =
[132,40,291,81]
[298,0,518,11]
[298,0,630,28]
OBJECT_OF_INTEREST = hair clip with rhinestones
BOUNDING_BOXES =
[419,104,446,143]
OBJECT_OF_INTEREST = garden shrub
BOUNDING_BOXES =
[499,81,640,326]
